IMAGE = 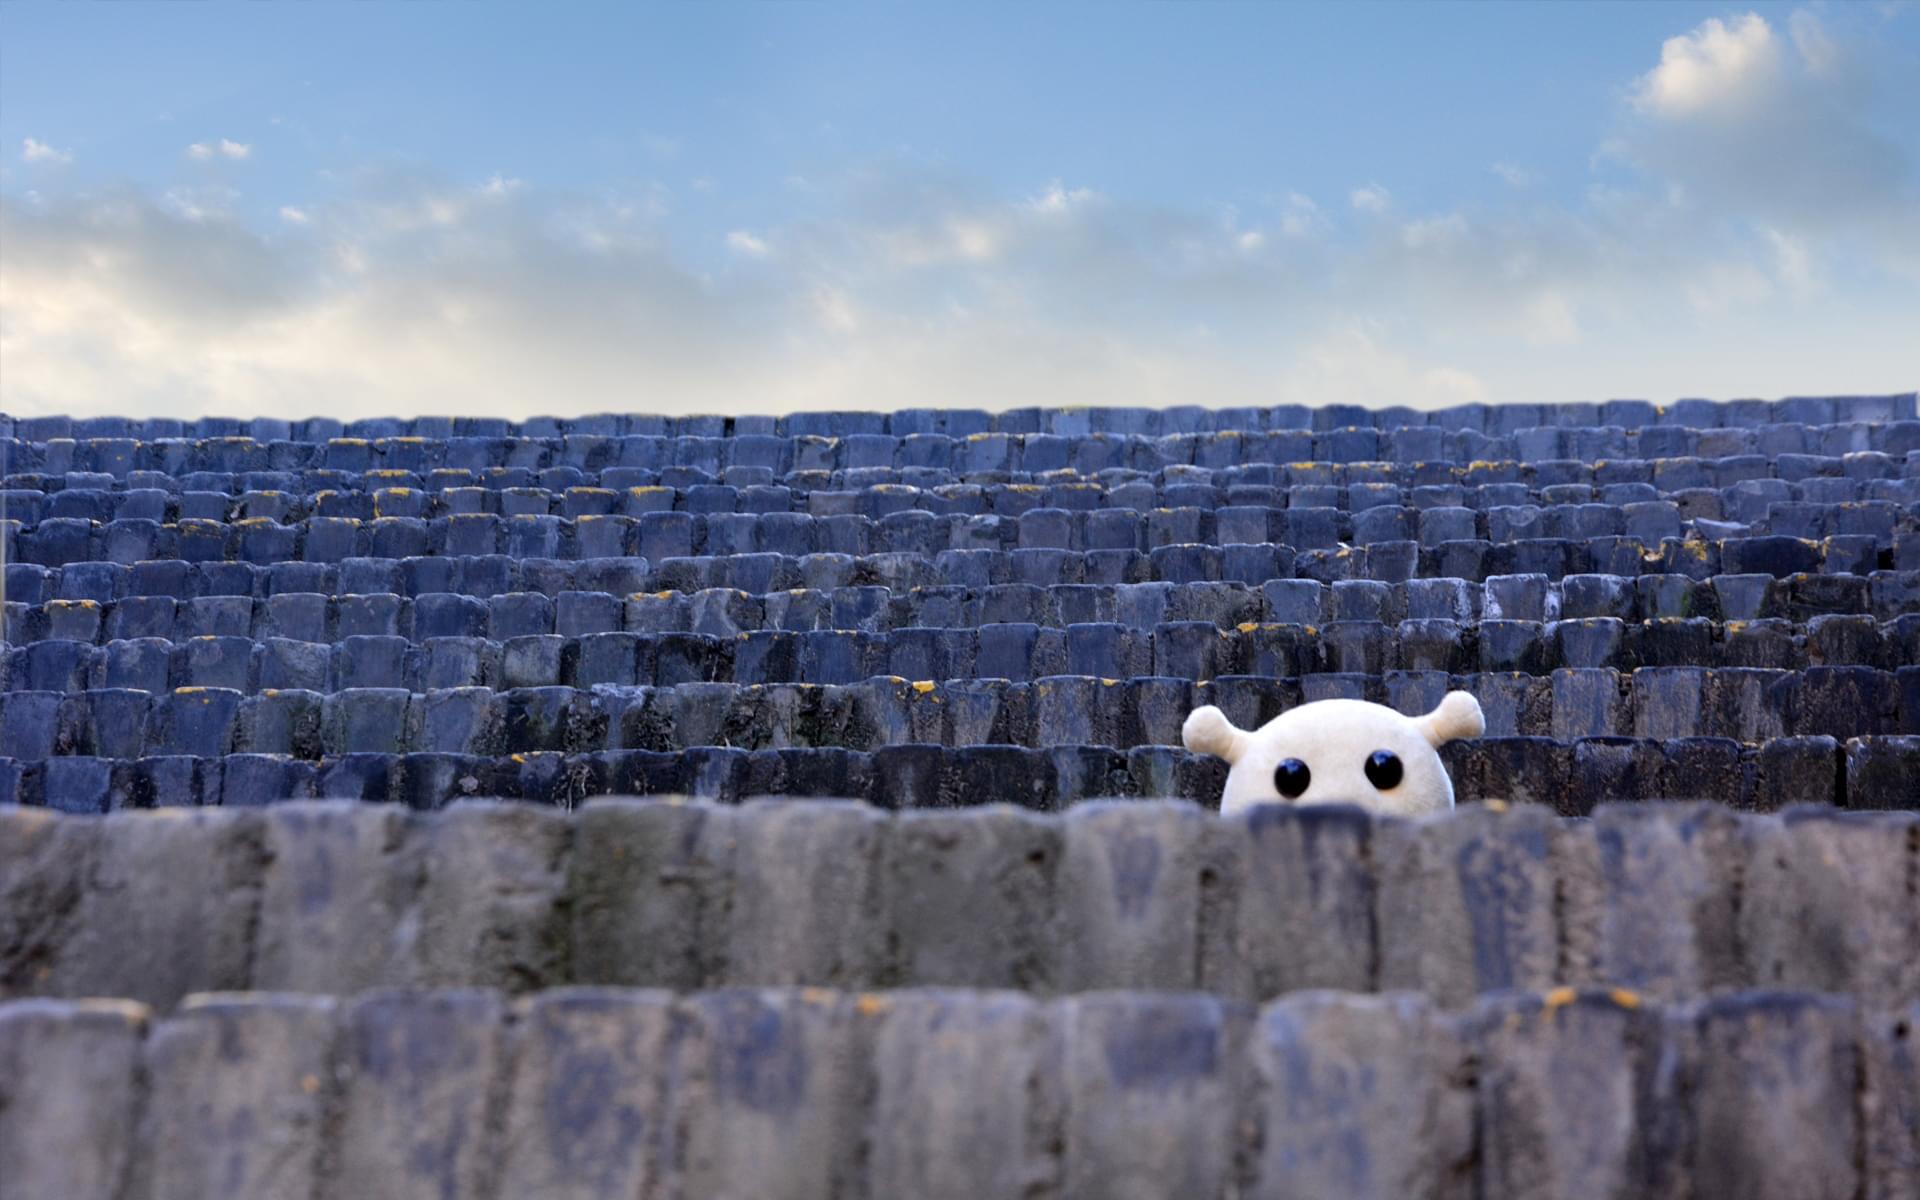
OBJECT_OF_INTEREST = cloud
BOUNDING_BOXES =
[0,10,1913,421]
[1631,13,1781,118]
[1612,10,1916,244]
[1491,163,1535,188]
[187,139,252,161]
[1349,184,1391,214]
[21,138,72,165]
[726,230,770,257]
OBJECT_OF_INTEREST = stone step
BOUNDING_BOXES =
[3,983,1912,1200]
[4,800,1917,1012]
[5,733,1914,811]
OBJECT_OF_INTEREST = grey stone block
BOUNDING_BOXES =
[1376,803,1563,1006]
[1687,993,1861,1200]
[570,799,736,989]
[1249,992,1472,1200]
[670,989,869,1200]
[496,989,676,1200]
[1055,801,1212,991]
[138,995,338,1200]
[406,801,571,990]
[251,802,418,995]
[869,991,1062,1200]
[0,998,147,1200]
[1740,810,1920,1005]
[883,805,1060,988]
[1559,803,1745,998]
[1861,1002,1920,1200]
[1468,989,1685,1200]
[720,800,885,986]
[1214,804,1377,1000]
[49,808,262,1010]
[329,990,508,1200]
[1062,993,1245,1200]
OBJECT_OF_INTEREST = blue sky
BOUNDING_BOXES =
[2,1,1915,418]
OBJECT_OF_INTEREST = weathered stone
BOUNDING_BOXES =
[51,808,263,1010]
[1057,800,1212,992]
[1061,992,1245,1200]
[495,989,675,1200]
[137,995,337,1200]
[668,989,869,1200]
[405,800,572,990]
[569,798,736,989]
[327,989,508,1200]
[882,805,1060,988]
[1468,989,1686,1200]
[719,800,886,986]
[0,999,146,1200]
[868,991,1062,1200]
[1687,993,1860,1200]
[0,808,97,998]
[1861,1002,1920,1200]
[1212,803,1377,1000]
[1376,803,1562,1006]
[1249,991,1473,1200]
[251,802,419,995]
[1558,803,1746,998]
[1740,809,1920,1005]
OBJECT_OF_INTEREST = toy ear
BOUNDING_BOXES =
[1415,691,1485,747]
[1183,705,1252,764]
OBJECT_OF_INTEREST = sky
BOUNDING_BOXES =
[1,1,1916,420]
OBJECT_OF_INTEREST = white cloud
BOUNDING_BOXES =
[1491,162,1535,187]
[1787,9,1839,75]
[1631,13,1781,118]
[1028,181,1098,215]
[188,140,252,161]
[21,138,72,165]
[726,229,770,256]
[1,6,1914,423]
[1350,184,1391,214]
[1277,192,1323,238]
[1401,213,1468,250]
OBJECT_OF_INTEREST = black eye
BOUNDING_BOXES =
[1364,750,1404,790]
[1273,758,1311,799]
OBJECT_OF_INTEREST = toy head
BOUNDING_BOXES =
[1181,692,1485,816]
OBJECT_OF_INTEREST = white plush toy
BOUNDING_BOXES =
[1182,692,1486,816]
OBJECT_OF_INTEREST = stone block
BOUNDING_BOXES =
[1559,803,1746,997]
[1469,989,1685,1200]
[1049,801,1209,991]
[1687,994,1861,1200]
[1846,735,1920,810]
[570,799,736,989]
[1741,809,1920,1004]
[1249,992,1473,1200]
[883,805,1060,988]
[251,802,418,994]
[720,800,886,986]
[0,998,147,1200]
[385,800,567,990]
[330,990,508,1200]
[495,989,676,1200]
[669,989,869,1200]
[1214,803,1378,999]
[139,995,338,1200]
[1062,993,1245,1200]
[868,991,1061,1200]
[1376,803,1563,1005]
